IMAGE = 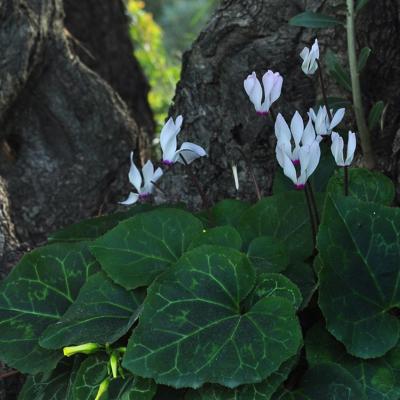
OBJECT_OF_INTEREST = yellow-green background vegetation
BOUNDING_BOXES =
[126,0,216,131]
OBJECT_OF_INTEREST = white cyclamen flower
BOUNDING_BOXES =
[331,131,357,167]
[308,106,345,136]
[275,112,319,164]
[160,115,207,165]
[244,70,283,115]
[300,39,320,75]
[277,137,322,190]
[120,152,163,205]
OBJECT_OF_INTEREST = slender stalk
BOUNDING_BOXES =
[306,182,320,226]
[304,186,317,249]
[151,180,167,195]
[0,370,19,380]
[179,154,210,210]
[316,60,333,122]
[236,148,262,200]
[346,0,376,169]
[344,166,349,196]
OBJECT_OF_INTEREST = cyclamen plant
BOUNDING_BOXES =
[0,29,399,400]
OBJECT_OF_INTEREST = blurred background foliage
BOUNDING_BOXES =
[126,0,217,132]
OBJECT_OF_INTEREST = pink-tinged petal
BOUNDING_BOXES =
[244,72,263,111]
[141,160,155,188]
[275,113,291,143]
[302,119,316,146]
[300,47,309,61]
[262,70,275,98]
[152,167,163,184]
[345,131,357,166]
[308,108,317,122]
[291,111,304,147]
[306,140,321,179]
[175,142,207,164]
[160,117,179,162]
[329,108,345,130]
[119,192,139,206]
[281,150,298,185]
[128,152,142,193]
[270,74,283,104]
[331,132,345,166]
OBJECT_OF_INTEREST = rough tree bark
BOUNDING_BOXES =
[167,0,400,206]
[63,0,154,157]
[0,0,149,275]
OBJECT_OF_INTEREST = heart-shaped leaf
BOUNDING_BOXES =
[19,357,81,400]
[318,195,400,358]
[123,245,302,389]
[326,168,395,206]
[247,236,289,273]
[90,208,203,289]
[40,272,145,349]
[238,193,314,261]
[283,263,317,310]
[48,204,153,242]
[274,363,366,399]
[188,226,242,251]
[0,243,98,374]
[108,376,157,400]
[185,356,298,400]
[306,323,400,400]
[72,353,109,400]
[212,200,251,227]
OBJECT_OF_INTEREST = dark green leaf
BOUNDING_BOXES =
[40,272,145,349]
[284,263,317,310]
[0,243,99,374]
[107,375,157,400]
[188,226,242,251]
[356,0,370,13]
[249,273,303,311]
[73,353,109,400]
[358,47,371,72]
[48,204,154,242]
[306,323,400,400]
[368,101,385,131]
[318,196,400,358]
[289,12,342,28]
[247,236,289,273]
[237,193,314,261]
[185,356,298,400]
[325,50,352,92]
[123,245,302,389]
[90,208,203,289]
[212,200,251,228]
[326,168,395,206]
[274,363,366,399]
[18,358,81,400]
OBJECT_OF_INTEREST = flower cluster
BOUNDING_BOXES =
[120,116,206,205]
[243,38,357,190]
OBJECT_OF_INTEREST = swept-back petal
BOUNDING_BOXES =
[142,160,155,187]
[291,111,304,147]
[282,151,298,185]
[331,132,345,166]
[302,119,316,146]
[306,140,321,179]
[119,192,140,205]
[270,74,283,104]
[345,131,357,166]
[300,47,309,61]
[244,72,263,111]
[275,113,291,143]
[160,117,179,162]
[329,108,345,130]
[128,152,142,193]
[175,142,207,164]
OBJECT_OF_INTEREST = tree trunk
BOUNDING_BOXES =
[167,0,400,206]
[0,0,149,274]
[63,0,154,158]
